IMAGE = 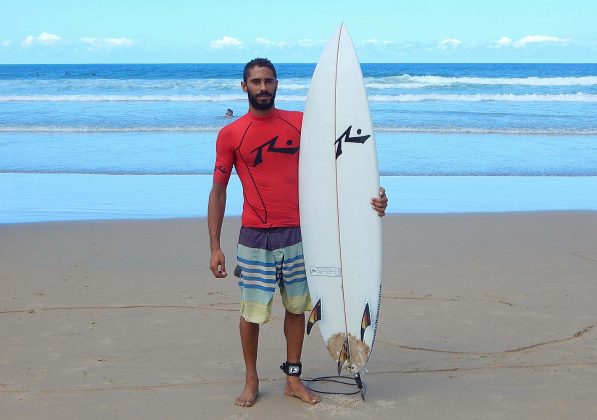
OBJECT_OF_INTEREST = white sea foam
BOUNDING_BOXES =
[6,75,594,91]
[0,78,310,92]
[366,75,597,89]
[2,125,596,135]
[3,93,595,103]
[0,94,309,102]
[369,93,597,102]
[0,125,222,132]
[0,94,247,102]
[0,78,242,89]
[375,127,597,135]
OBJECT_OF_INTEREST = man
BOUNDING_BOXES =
[208,58,388,407]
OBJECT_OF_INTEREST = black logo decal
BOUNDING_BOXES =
[335,125,371,159]
[215,165,228,174]
[252,136,299,166]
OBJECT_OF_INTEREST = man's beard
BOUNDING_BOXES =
[248,90,276,110]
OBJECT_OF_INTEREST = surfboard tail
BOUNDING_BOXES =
[328,332,372,374]
[306,298,322,335]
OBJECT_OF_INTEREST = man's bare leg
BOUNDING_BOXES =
[236,317,259,407]
[283,311,321,404]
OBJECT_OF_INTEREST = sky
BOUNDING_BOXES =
[1,0,596,63]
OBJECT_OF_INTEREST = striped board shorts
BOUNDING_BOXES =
[235,226,311,324]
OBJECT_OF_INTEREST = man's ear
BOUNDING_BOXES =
[241,81,248,93]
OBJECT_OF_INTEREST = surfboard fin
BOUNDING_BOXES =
[360,303,371,341]
[337,337,350,375]
[306,299,321,335]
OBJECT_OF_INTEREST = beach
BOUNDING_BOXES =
[2,213,597,419]
[2,62,596,418]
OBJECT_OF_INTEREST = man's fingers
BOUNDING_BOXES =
[371,187,388,217]
[213,263,227,277]
[211,267,227,278]
[210,254,228,278]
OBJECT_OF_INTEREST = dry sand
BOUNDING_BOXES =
[1,213,596,419]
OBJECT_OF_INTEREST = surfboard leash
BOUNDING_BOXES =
[304,372,367,400]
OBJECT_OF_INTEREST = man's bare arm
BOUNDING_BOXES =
[208,182,228,278]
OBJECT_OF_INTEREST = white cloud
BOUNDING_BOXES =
[255,37,273,46]
[1,40,11,47]
[494,36,513,47]
[38,32,61,43]
[21,32,62,47]
[493,35,572,49]
[22,35,35,46]
[514,35,571,48]
[211,36,243,49]
[362,39,395,47]
[81,37,97,45]
[438,38,462,50]
[105,37,134,47]
[297,38,326,48]
[255,37,287,48]
[80,37,134,49]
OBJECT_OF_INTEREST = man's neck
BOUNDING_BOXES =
[249,105,276,118]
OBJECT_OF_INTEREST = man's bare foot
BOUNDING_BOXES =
[235,381,259,407]
[284,377,321,404]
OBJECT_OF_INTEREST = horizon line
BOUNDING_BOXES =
[1,61,597,65]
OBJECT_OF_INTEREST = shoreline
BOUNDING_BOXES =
[2,208,597,227]
[3,174,597,224]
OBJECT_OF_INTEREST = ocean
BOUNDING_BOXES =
[1,63,597,223]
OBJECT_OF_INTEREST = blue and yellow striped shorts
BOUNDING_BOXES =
[235,226,311,324]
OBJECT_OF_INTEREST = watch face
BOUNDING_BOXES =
[289,366,300,374]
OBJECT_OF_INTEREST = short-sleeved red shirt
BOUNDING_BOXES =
[213,108,303,228]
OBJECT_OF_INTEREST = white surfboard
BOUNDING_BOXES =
[299,24,383,376]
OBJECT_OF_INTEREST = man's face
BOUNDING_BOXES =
[242,66,278,111]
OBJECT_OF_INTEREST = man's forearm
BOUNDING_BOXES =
[208,186,226,251]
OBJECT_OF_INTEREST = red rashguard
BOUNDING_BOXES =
[213,108,303,228]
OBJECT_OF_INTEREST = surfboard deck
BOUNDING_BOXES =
[299,24,383,375]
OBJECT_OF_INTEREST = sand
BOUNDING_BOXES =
[1,213,597,419]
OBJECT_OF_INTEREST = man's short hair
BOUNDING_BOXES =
[243,58,277,82]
